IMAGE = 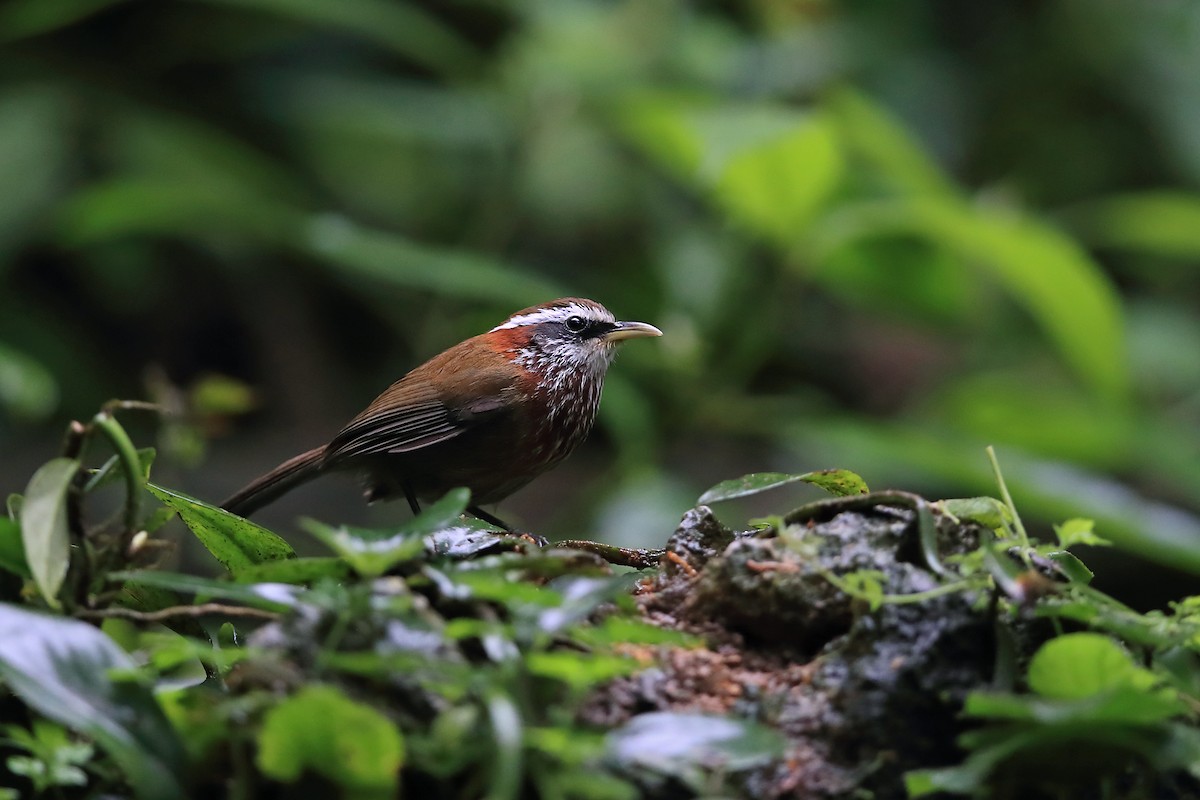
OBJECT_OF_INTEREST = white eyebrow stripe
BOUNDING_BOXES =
[490,303,612,331]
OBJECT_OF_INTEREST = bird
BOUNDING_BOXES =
[221,297,662,530]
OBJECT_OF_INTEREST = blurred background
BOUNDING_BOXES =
[1,0,1198,600]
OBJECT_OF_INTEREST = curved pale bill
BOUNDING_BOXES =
[603,320,664,342]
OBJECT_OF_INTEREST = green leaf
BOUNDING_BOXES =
[1047,551,1094,584]
[1053,518,1110,548]
[0,343,59,421]
[201,0,480,77]
[110,570,298,612]
[147,483,293,573]
[1068,191,1200,259]
[257,685,404,794]
[698,469,868,504]
[938,497,1011,529]
[0,0,132,42]
[1027,633,1158,700]
[712,114,842,247]
[20,458,79,608]
[84,448,155,493]
[913,200,1128,401]
[825,88,957,198]
[0,517,31,578]
[231,557,350,585]
[301,487,470,577]
[606,712,785,790]
[0,603,186,799]
[189,374,257,416]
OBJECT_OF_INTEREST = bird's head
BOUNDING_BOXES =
[488,298,662,383]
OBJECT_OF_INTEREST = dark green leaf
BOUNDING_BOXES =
[0,603,186,800]
[256,685,404,793]
[147,483,293,572]
[698,469,868,504]
[110,570,298,612]
[0,517,31,578]
[20,458,79,607]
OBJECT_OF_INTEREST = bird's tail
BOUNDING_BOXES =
[221,446,326,518]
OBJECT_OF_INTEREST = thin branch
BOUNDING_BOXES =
[77,603,279,623]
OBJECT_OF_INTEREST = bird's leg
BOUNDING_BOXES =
[404,484,421,516]
[467,505,512,531]
[463,505,547,547]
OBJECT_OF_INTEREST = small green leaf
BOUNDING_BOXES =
[0,603,186,800]
[20,458,79,608]
[257,685,404,794]
[189,374,257,416]
[302,487,470,577]
[939,497,1011,529]
[0,517,31,578]
[84,448,156,493]
[526,652,638,692]
[1027,633,1158,700]
[1047,551,1094,584]
[1053,518,1110,549]
[698,469,868,504]
[147,483,293,572]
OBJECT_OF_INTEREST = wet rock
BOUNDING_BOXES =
[586,501,1014,799]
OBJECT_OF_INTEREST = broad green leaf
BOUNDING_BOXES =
[0,603,186,800]
[911,199,1128,401]
[1054,518,1110,548]
[110,570,298,612]
[825,88,957,198]
[302,487,469,577]
[20,458,79,607]
[1068,191,1200,259]
[147,483,293,573]
[606,712,785,789]
[257,685,404,794]
[231,557,350,585]
[202,0,479,77]
[712,114,842,247]
[300,215,564,305]
[0,517,31,578]
[1027,633,1157,700]
[698,469,868,504]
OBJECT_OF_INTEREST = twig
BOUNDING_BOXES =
[553,540,664,569]
[77,603,279,623]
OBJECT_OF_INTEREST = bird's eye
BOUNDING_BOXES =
[564,315,587,333]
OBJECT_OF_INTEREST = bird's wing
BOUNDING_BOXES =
[324,364,516,463]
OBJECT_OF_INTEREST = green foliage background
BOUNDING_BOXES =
[1,0,1198,570]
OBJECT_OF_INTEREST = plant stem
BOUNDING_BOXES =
[986,446,1032,567]
[91,410,144,544]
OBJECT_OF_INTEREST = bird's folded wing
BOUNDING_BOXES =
[324,374,512,462]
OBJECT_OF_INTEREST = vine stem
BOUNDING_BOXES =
[91,409,144,543]
[986,445,1033,567]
